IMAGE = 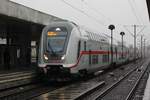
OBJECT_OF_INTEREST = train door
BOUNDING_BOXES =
[88,41,99,72]
[81,41,90,70]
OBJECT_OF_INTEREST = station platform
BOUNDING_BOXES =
[143,74,150,100]
[0,66,36,91]
[0,68,34,74]
[0,65,37,75]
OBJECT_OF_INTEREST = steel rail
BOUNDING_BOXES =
[125,61,149,100]
[95,61,145,100]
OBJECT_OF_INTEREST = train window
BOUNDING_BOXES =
[92,55,98,64]
[77,40,81,58]
[100,46,102,50]
[46,27,67,53]
[119,55,122,60]
[102,55,109,63]
[84,41,86,51]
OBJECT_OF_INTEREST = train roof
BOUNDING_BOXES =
[44,21,109,43]
[44,21,75,29]
[78,26,109,44]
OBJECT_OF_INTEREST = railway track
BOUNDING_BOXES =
[74,58,149,100]
[95,60,149,100]
[0,71,37,99]
[0,71,36,90]
[1,59,147,100]
[0,71,73,100]
[30,59,145,100]
[0,79,75,100]
[131,62,150,100]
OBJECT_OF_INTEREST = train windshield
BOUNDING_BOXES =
[46,27,67,54]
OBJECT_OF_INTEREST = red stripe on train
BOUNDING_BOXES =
[81,51,109,54]
[70,50,128,68]
[81,51,128,55]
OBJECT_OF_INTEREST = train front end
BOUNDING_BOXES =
[38,22,74,80]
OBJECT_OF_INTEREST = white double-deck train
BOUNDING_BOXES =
[38,21,136,79]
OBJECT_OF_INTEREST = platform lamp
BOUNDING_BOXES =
[120,32,125,59]
[108,25,115,65]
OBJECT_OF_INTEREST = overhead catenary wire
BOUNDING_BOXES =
[136,26,146,35]
[81,0,112,23]
[80,0,137,43]
[123,25,134,37]
[80,0,122,42]
[60,0,105,26]
[123,25,146,37]
[61,0,146,46]
[125,0,147,42]
[132,0,145,24]
[128,0,143,24]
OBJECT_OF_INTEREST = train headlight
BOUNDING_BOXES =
[61,55,66,60]
[44,54,48,60]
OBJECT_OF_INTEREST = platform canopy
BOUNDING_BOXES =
[147,0,150,21]
[0,0,63,25]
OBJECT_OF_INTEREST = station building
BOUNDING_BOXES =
[0,0,63,70]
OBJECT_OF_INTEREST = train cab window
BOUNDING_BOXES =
[46,27,68,53]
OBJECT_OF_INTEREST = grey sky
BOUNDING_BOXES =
[11,0,150,46]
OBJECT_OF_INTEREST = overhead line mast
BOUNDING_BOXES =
[124,25,146,60]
